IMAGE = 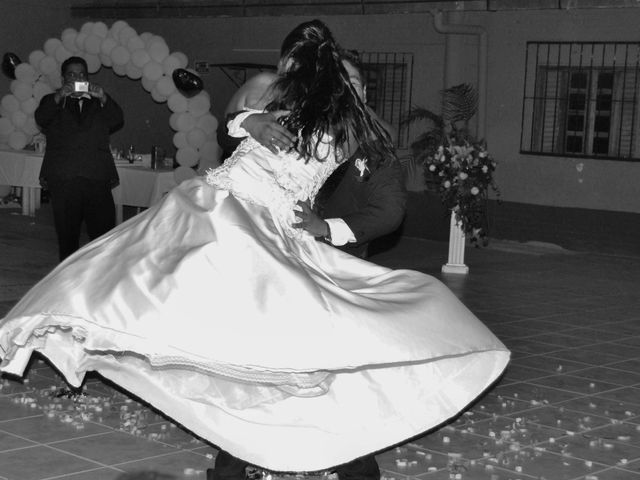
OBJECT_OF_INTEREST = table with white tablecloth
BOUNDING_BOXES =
[0,148,44,216]
[111,164,177,224]
[0,149,177,222]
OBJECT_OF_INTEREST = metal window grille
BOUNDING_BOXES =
[521,42,640,162]
[359,51,413,149]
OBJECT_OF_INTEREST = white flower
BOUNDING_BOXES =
[443,180,451,188]
[355,158,369,176]
[471,186,480,195]
[481,165,488,173]
[459,172,468,180]
[429,164,436,172]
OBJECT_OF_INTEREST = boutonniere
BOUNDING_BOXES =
[354,158,370,182]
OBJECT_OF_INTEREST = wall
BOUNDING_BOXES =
[0,0,70,95]
[2,4,640,252]
[471,8,640,215]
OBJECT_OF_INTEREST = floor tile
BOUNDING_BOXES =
[52,431,177,466]
[2,206,640,480]
[0,444,103,480]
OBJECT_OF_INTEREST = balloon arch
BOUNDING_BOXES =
[0,20,221,182]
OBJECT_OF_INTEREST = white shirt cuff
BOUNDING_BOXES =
[227,109,261,138]
[325,218,356,246]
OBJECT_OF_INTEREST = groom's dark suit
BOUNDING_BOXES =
[35,93,123,260]
[314,145,406,258]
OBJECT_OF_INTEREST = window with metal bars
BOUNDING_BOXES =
[521,42,640,161]
[359,51,413,149]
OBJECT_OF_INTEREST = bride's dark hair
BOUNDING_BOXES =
[266,20,394,164]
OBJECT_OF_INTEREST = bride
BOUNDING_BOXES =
[0,19,509,473]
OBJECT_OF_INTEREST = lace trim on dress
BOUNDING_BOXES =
[205,137,340,240]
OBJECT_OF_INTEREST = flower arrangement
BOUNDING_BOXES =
[425,137,499,245]
[405,83,500,246]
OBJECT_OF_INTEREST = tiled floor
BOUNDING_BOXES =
[1,203,640,480]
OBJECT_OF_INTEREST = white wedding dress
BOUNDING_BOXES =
[0,137,509,472]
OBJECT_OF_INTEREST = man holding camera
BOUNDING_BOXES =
[35,56,124,261]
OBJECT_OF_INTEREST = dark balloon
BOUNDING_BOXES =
[2,52,21,79]
[172,68,203,98]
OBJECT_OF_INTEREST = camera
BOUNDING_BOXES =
[73,81,89,93]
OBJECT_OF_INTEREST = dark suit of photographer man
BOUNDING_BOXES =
[35,56,124,261]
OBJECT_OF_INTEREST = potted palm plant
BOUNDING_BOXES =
[405,83,499,246]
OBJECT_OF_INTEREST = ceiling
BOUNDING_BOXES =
[68,0,640,18]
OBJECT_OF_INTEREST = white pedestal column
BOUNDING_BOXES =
[441,210,469,274]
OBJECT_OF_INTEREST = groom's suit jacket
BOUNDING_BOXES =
[315,146,407,258]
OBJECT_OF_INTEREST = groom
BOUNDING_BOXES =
[210,51,406,480]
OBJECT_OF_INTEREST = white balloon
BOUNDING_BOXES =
[155,75,176,97]
[84,54,102,74]
[150,86,167,104]
[99,53,113,68]
[75,32,88,52]
[162,53,182,76]
[197,113,218,137]
[84,34,103,55]
[173,51,188,69]
[167,92,188,113]
[11,110,27,129]
[43,38,62,57]
[125,63,143,80]
[61,28,79,52]
[119,26,138,46]
[175,112,196,132]
[186,127,206,149]
[21,97,38,116]
[28,50,46,69]
[33,81,54,102]
[109,20,129,39]
[47,73,62,89]
[148,37,170,63]
[1,94,20,113]
[187,92,211,117]
[142,61,163,82]
[80,22,95,35]
[54,45,72,63]
[92,21,109,38]
[112,63,127,77]
[172,130,188,149]
[22,117,40,136]
[0,117,15,135]
[173,165,196,184]
[100,37,118,56]
[14,63,37,84]
[197,141,222,174]
[131,48,151,68]
[11,81,33,102]
[169,112,181,131]
[140,32,154,44]
[39,56,58,76]
[175,146,199,167]
[127,35,146,53]
[8,130,28,150]
[141,76,156,93]
[110,46,130,66]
